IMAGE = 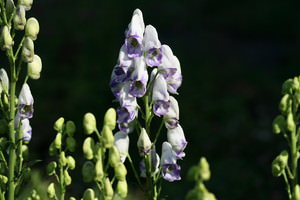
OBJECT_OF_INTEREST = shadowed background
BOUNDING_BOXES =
[20,0,300,199]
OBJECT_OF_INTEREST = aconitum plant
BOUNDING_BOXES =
[110,8,187,199]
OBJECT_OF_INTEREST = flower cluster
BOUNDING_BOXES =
[110,8,187,182]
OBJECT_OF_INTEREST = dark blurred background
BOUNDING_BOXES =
[18,0,300,199]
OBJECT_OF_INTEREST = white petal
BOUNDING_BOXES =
[0,68,9,93]
[143,25,161,51]
[152,74,169,101]
[18,83,34,105]
[161,142,176,165]
[114,131,129,163]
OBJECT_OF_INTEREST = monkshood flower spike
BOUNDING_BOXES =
[18,83,34,119]
[110,8,185,200]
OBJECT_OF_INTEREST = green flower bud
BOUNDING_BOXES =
[54,117,64,132]
[69,197,76,200]
[64,170,72,186]
[272,115,286,134]
[83,137,95,160]
[19,0,33,10]
[109,146,120,167]
[202,192,217,200]
[49,142,57,156]
[25,17,39,40]
[0,174,8,184]
[66,136,76,152]
[13,6,26,30]
[47,161,57,176]
[294,185,300,200]
[22,37,34,63]
[65,120,76,136]
[22,144,29,160]
[117,180,128,198]
[82,161,95,183]
[104,108,116,130]
[94,159,103,182]
[6,0,15,18]
[282,78,298,94]
[59,151,67,166]
[104,178,114,200]
[102,125,114,148]
[47,182,56,199]
[199,157,211,181]
[67,156,76,170]
[83,113,96,135]
[94,143,102,159]
[187,165,199,181]
[114,162,127,181]
[1,26,13,50]
[294,90,300,106]
[28,54,42,79]
[137,128,152,156]
[272,150,289,177]
[54,132,62,149]
[287,112,295,132]
[279,94,290,114]
[83,188,95,200]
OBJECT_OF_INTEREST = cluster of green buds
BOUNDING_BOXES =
[47,117,76,200]
[185,157,217,200]
[82,108,128,200]
[25,189,41,200]
[272,76,300,200]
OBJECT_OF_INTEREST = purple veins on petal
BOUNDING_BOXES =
[125,35,143,58]
[153,100,170,116]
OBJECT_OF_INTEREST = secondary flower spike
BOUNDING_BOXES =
[18,83,34,119]
[161,142,181,182]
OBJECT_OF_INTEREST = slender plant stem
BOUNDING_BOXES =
[59,151,65,200]
[283,170,292,199]
[127,154,144,191]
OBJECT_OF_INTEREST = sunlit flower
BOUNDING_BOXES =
[167,124,187,159]
[129,57,148,97]
[152,73,170,116]
[143,25,162,67]
[18,83,34,119]
[161,142,181,182]
[164,96,179,129]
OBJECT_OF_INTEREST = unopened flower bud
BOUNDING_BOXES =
[82,161,95,183]
[117,180,128,198]
[109,146,120,167]
[65,120,76,136]
[67,156,76,170]
[0,174,8,184]
[47,183,56,198]
[6,0,15,18]
[83,113,96,135]
[28,54,42,79]
[272,150,289,177]
[54,133,62,149]
[282,78,300,94]
[83,137,95,160]
[47,161,57,175]
[114,162,127,181]
[48,142,56,156]
[69,197,76,200]
[1,26,13,50]
[272,115,286,134]
[25,17,39,40]
[102,125,114,148]
[83,188,95,200]
[22,144,29,160]
[22,37,34,62]
[287,112,295,132]
[279,94,290,114]
[0,68,9,94]
[59,151,67,166]
[294,185,300,200]
[199,157,211,181]
[104,178,114,200]
[64,170,72,186]
[137,128,151,156]
[54,117,64,131]
[13,6,26,30]
[187,165,199,181]
[19,0,33,10]
[66,136,76,152]
[94,159,103,182]
[104,108,116,130]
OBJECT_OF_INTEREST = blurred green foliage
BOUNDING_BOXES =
[1,0,299,199]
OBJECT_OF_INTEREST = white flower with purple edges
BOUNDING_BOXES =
[129,57,148,97]
[143,25,162,67]
[164,96,179,129]
[152,72,170,116]
[161,142,181,182]
[167,124,187,159]
[125,9,145,58]
[18,83,34,119]
[20,118,32,142]
[114,131,129,163]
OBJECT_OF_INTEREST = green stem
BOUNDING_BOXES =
[283,170,292,200]
[59,152,65,200]
[144,95,151,133]
[127,154,144,191]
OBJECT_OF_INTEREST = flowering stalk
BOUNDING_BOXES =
[272,76,300,200]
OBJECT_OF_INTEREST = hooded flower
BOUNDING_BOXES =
[114,131,129,163]
[125,9,145,58]
[18,83,34,119]
[117,104,138,124]
[167,124,187,159]
[152,73,170,116]
[129,57,148,97]
[143,25,162,67]
[164,96,179,129]
[161,142,181,182]
[0,68,9,94]
[139,147,160,177]
[137,128,152,156]
[20,118,32,142]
